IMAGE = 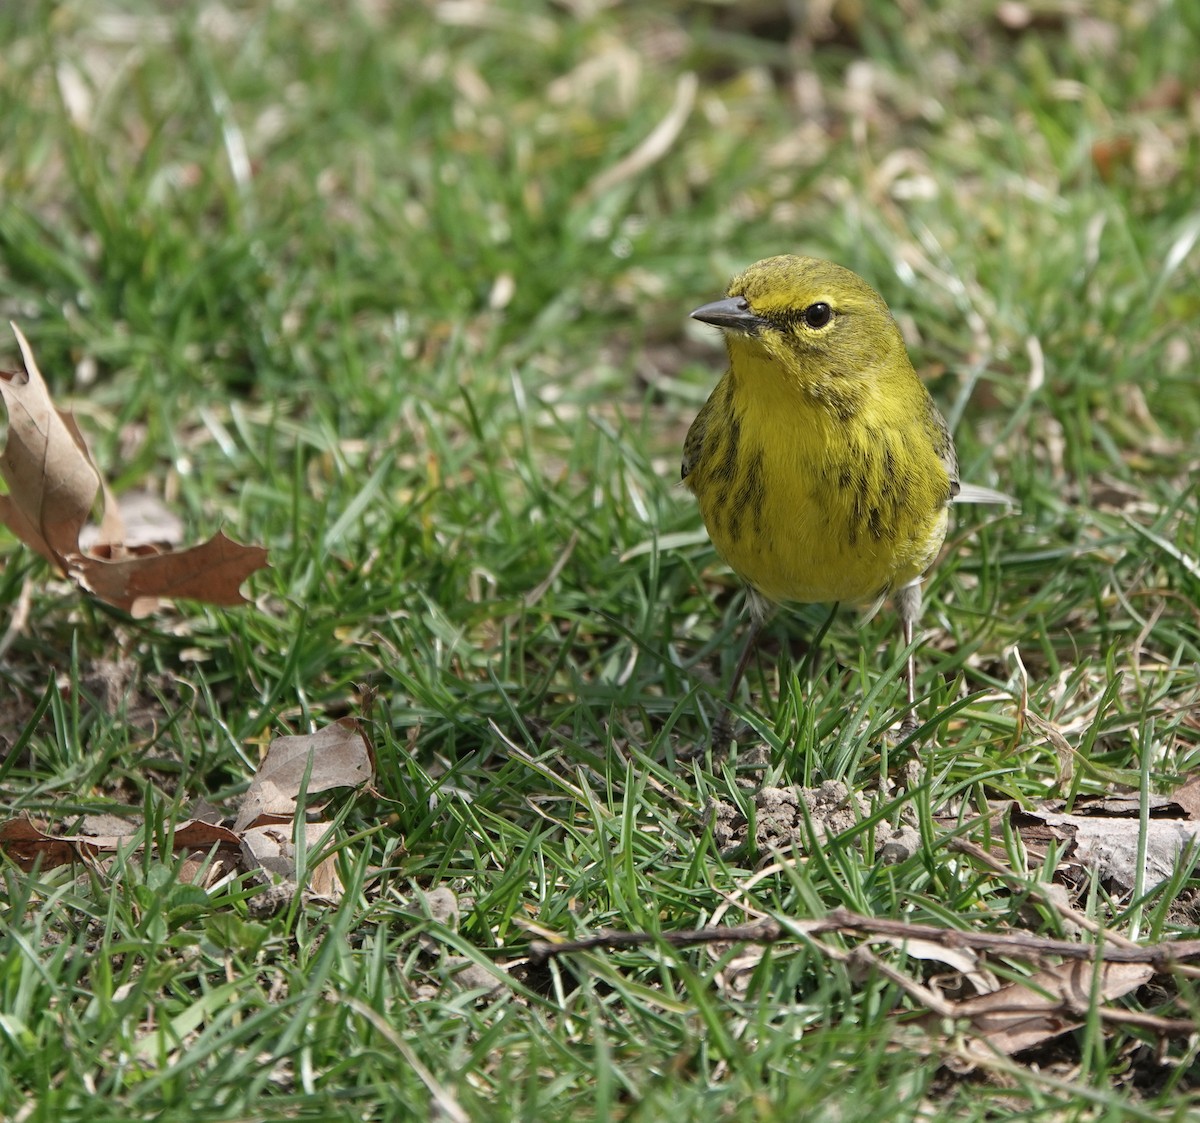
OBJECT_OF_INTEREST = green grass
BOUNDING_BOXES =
[2,0,1199,1119]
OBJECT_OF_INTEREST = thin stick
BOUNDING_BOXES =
[528,906,1200,969]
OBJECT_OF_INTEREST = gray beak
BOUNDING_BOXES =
[689,296,761,334]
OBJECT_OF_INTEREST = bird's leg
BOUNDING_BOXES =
[712,614,764,749]
[712,591,772,749]
[895,580,922,733]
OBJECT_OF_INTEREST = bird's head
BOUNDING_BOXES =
[690,255,912,392]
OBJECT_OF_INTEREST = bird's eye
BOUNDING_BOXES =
[801,302,832,329]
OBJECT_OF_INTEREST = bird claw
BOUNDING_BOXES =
[711,712,736,753]
[894,709,921,739]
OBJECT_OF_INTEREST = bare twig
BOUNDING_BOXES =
[529,917,782,962]
[1093,1005,1199,1037]
[528,906,1200,970]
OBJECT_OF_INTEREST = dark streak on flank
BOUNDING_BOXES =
[880,440,903,532]
[867,506,884,541]
[681,441,694,480]
[848,491,863,548]
[737,447,766,539]
[714,412,741,485]
[710,487,730,534]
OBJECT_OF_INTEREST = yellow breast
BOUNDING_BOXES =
[685,350,951,608]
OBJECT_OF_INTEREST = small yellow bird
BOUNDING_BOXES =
[683,255,1011,736]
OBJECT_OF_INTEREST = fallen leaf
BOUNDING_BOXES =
[883,936,999,997]
[1165,774,1200,820]
[71,531,270,617]
[1067,792,1182,817]
[172,820,246,850]
[0,815,240,871]
[177,849,238,887]
[61,410,124,546]
[0,324,102,561]
[240,821,343,901]
[945,959,1153,1058]
[78,812,139,836]
[1133,75,1185,112]
[1014,807,1200,892]
[234,718,373,833]
[1,324,268,614]
[0,818,83,868]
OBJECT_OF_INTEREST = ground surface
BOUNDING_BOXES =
[1,1,1199,1119]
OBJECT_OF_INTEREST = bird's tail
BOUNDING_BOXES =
[954,482,1017,506]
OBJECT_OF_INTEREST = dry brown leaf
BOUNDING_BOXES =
[234,718,373,833]
[0,815,241,871]
[177,849,238,887]
[1,324,268,614]
[946,959,1153,1058]
[1133,75,1186,112]
[1165,774,1200,820]
[1015,807,1200,893]
[0,324,102,562]
[0,817,83,868]
[240,821,343,900]
[60,409,124,546]
[883,936,999,997]
[71,531,270,618]
[78,811,138,836]
[172,819,245,849]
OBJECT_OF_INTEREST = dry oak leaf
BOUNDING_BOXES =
[234,718,374,833]
[71,531,270,619]
[241,821,344,901]
[1,324,267,614]
[0,815,241,872]
[0,323,106,563]
[935,959,1153,1060]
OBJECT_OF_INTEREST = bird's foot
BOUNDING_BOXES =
[711,712,736,753]
[891,709,921,741]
